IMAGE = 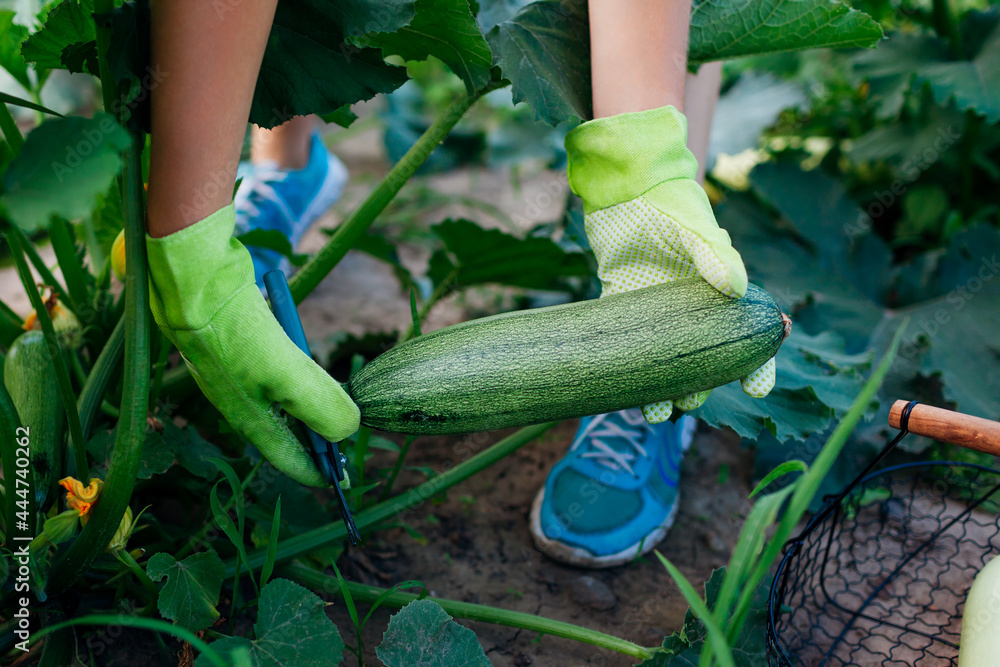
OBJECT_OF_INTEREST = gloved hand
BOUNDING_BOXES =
[565,105,775,422]
[147,204,360,486]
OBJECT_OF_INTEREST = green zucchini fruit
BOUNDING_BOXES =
[4,330,65,509]
[350,278,788,434]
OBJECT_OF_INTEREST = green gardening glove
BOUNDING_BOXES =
[147,205,360,486]
[565,105,775,422]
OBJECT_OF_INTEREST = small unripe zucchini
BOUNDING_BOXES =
[350,279,788,434]
[4,331,65,509]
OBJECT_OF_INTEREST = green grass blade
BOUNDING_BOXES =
[209,479,258,597]
[655,552,735,667]
[409,289,422,337]
[77,315,124,440]
[0,97,24,153]
[260,495,281,588]
[749,460,807,499]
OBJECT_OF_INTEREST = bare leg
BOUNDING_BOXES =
[588,0,692,118]
[251,116,316,170]
[684,62,722,183]
[147,0,278,238]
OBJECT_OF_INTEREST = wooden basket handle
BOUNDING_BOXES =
[889,400,1000,457]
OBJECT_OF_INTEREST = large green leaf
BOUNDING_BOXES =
[19,0,97,75]
[0,10,30,90]
[250,0,413,128]
[489,0,881,126]
[687,0,883,65]
[692,329,871,442]
[360,0,492,95]
[147,550,226,633]
[1,113,129,231]
[486,0,591,125]
[854,11,1000,122]
[428,217,591,292]
[196,578,344,667]
[376,599,490,667]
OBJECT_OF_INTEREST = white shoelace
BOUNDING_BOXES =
[234,161,293,231]
[577,408,653,476]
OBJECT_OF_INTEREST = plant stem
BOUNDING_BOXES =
[77,316,124,441]
[117,548,159,597]
[47,131,150,596]
[0,98,23,154]
[29,616,228,667]
[49,218,91,315]
[228,422,555,575]
[6,228,89,483]
[378,435,416,503]
[931,0,963,57]
[283,562,655,660]
[397,269,457,344]
[288,84,503,304]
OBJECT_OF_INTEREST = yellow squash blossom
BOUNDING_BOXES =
[59,476,104,525]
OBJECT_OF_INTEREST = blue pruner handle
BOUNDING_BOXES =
[263,270,360,544]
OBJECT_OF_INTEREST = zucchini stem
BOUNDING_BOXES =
[283,561,655,660]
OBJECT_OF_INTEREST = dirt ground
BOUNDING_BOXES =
[0,119,757,666]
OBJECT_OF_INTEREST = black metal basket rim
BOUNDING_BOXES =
[766,459,1000,666]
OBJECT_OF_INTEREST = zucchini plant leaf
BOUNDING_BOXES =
[428,217,591,293]
[0,10,30,90]
[146,550,226,633]
[250,0,414,128]
[716,161,1000,450]
[687,0,883,66]
[359,0,493,95]
[489,0,881,126]
[854,10,1000,122]
[19,0,97,75]
[196,578,345,667]
[486,0,592,125]
[376,599,490,667]
[86,427,175,480]
[1,112,129,232]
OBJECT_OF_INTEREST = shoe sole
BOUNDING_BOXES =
[528,486,680,569]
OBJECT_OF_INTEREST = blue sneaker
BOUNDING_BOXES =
[234,132,348,287]
[530,409,696,568]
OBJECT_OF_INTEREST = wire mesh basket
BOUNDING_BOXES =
[767,401,1000,666]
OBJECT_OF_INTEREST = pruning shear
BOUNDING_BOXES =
[263,270,361,545]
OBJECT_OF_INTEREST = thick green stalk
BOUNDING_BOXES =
[288,84,502,304]
[77,316,125,440]
[47,131,150,595]
[0,99,23,154]
[283,561,655,660]
[6,229,89,482]
[229,422,554,575]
